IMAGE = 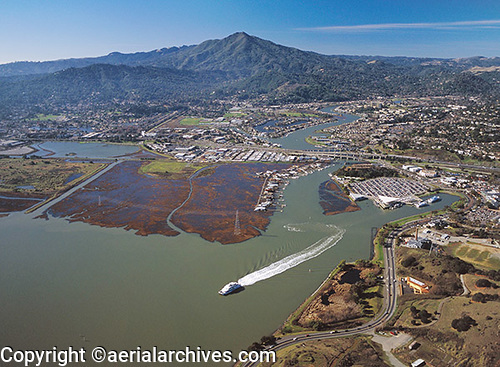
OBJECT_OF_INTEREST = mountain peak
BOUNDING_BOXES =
[227,31,251,39]
[231,31,250,37]
[212,31,256,46]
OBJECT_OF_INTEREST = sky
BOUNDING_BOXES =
[1,0,500,64]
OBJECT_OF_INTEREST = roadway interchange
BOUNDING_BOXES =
[242,241,399,367]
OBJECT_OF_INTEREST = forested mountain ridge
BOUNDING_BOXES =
[0,32,498,111]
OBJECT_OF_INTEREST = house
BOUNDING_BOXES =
[411,358,426,367]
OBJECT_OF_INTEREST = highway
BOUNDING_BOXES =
[293,148,500,173]
[241,236,400,367]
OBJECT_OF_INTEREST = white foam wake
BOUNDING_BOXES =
[238,226,345,287]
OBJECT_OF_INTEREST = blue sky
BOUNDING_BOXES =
[1,0,499,64]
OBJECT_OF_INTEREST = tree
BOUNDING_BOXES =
[410,306,418,317]
[402,256,417,268]
[447,256,474,274]
[472,293,486,303]
[418,309,432,323]
[260,335,276,346]
[475,279,494,288]
[247,342,264,352]
[451,315,477,332]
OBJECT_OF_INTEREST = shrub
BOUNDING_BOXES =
[410,306,418,317]
[260,335,276,346]
[402,256,417,267]
[308,320,325,331]
[446,256,474,274]
[247,342,264,352]
[475,279,493,288]
[451,315,477,332]
[472,293,486,303]
[418,309,432,320]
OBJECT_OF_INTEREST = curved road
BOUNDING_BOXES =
[242,241,399,367]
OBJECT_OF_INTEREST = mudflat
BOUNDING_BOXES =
[319,179,360,216]
[48,161,290,244]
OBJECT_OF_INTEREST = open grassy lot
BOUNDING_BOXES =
[364,284,384,317]
[179,117,207,125]
[257,336,390,367]
[393,296,444,328]
[224,112,247,118]
[0,157,102,195]
[392,244,500,366]
[395,246,472,296]
[27,113,65,121]
[282,112,319,117]
[463,274,500,295]
[305,136,328,146]
[138,160,212,179]
[446,242,500,270]
[393,296,500,366]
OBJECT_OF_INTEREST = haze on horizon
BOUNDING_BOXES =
[1,0,500,65]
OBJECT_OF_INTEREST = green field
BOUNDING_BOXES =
[224,112,247,118]
[447,242,500,270]
[0,158,102,194]
[27,113,64,121]
[305,136,329,146]
[283,112,318,117]
[138,160,211,179]
[179,117,208,125]
[365,284,384,316]
[393,297,443,329]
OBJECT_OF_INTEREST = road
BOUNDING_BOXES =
[242,237,400,367]
[29,160,121,217]
[295,149,500,173]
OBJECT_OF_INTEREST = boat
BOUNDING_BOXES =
[218,282,243,296]
[415,201,428,208]
[427,195,441,204]
[390,202,403,210]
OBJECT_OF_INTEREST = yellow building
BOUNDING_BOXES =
[406,276,429,294]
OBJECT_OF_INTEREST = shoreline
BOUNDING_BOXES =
[0,145,36,156]
[319,177,361,216]
[45,161,289,244]
[268,190,461,341]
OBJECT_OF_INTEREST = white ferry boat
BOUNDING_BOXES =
[427,195,441,204]
[218,282,243,295]
[415,201,428,208]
